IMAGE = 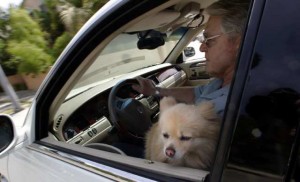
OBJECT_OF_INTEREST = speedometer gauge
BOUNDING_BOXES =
[64,128,78,140]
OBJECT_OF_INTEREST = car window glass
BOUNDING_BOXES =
[226,0,300,179]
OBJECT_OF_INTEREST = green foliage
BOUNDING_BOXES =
[7,41,53,74]
[85,0,109,13]
[6,8,54,74]
[0,9,17,76]
[9,9,48,49]
[68,0,83,8]
[52,32,72,58]
[58,0,109,35]
[37,0,65,46]
[0,38,5,57]
[1,0,109,75]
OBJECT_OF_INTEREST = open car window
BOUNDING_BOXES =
[45,1,213,181]
[67,28,187,99]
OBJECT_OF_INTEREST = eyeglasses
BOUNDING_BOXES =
[198,34,222,47]
[197,31,233,47]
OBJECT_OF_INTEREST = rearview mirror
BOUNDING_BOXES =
[137,37,165,50]
[137,30,165,50]
[0,115,16,156]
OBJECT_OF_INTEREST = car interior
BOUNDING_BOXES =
[43,0,220,179]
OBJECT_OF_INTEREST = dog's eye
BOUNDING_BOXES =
[180,136,191,141]
[163,133,169,139]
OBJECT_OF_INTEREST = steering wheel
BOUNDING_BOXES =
[108,78,158,139]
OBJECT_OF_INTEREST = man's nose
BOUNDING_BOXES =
[200,43,207,52]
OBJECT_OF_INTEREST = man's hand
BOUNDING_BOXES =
[132,76,157,96]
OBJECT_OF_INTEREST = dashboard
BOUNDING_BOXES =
[52,65,187,144]
[62,92,110,140]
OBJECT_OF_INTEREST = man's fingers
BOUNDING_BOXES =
[132,77,144,92]
[132,84,141,92]
[135,76,145,86]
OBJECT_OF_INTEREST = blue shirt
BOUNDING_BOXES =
[194,79,229,116]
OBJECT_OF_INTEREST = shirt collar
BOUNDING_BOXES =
[203,78,230,98]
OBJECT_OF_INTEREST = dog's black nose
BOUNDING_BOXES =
[165,147,175,158]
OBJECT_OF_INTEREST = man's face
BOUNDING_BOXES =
[200,16,241,78]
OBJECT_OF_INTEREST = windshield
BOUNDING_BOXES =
[67,28,187,98]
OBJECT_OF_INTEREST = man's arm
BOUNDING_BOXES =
[132,77,195,104]
[156,86,195,104]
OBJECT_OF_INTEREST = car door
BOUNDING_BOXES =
[3,0,212,182]
[7,144,139,182]
[210,0,300,181]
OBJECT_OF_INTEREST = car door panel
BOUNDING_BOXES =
[223,168,282,182]
[8,148,112,182]
[8,144,156,182]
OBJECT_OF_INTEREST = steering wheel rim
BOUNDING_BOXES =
[108,78,153,139]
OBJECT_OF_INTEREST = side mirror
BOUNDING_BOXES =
[183,47,196,57]
[0,114,16,156]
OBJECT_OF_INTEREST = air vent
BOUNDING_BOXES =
[54,114,63,131]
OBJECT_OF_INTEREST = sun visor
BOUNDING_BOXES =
[125,10,180,32]
[157,2,202,32]
[124,2,212,34]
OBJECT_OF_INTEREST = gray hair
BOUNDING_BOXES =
[205,1,250,37]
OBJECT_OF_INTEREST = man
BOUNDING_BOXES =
[133,1,249,116]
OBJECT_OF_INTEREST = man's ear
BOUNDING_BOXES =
[160,96,177,112]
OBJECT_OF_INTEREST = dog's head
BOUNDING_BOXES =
[158,97,220,164]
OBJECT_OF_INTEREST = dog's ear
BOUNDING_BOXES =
[198,102,220,122]
[160,96,177,112]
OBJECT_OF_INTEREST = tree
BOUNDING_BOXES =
[0,8,16,76]
[57,0,109,35]
[5,8,54,75]
[52,32,72,58]
[31,0,65,47]
[1,0,110,75]
[47,0,109,59]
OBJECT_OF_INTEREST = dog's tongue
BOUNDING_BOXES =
[165,147,175,158]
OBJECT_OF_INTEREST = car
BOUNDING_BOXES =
[1,0,300,181]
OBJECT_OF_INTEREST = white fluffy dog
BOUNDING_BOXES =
[145,96,220,170]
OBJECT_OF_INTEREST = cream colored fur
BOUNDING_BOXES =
[145,96,221,170]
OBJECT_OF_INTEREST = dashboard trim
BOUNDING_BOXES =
[67,116,112,145]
